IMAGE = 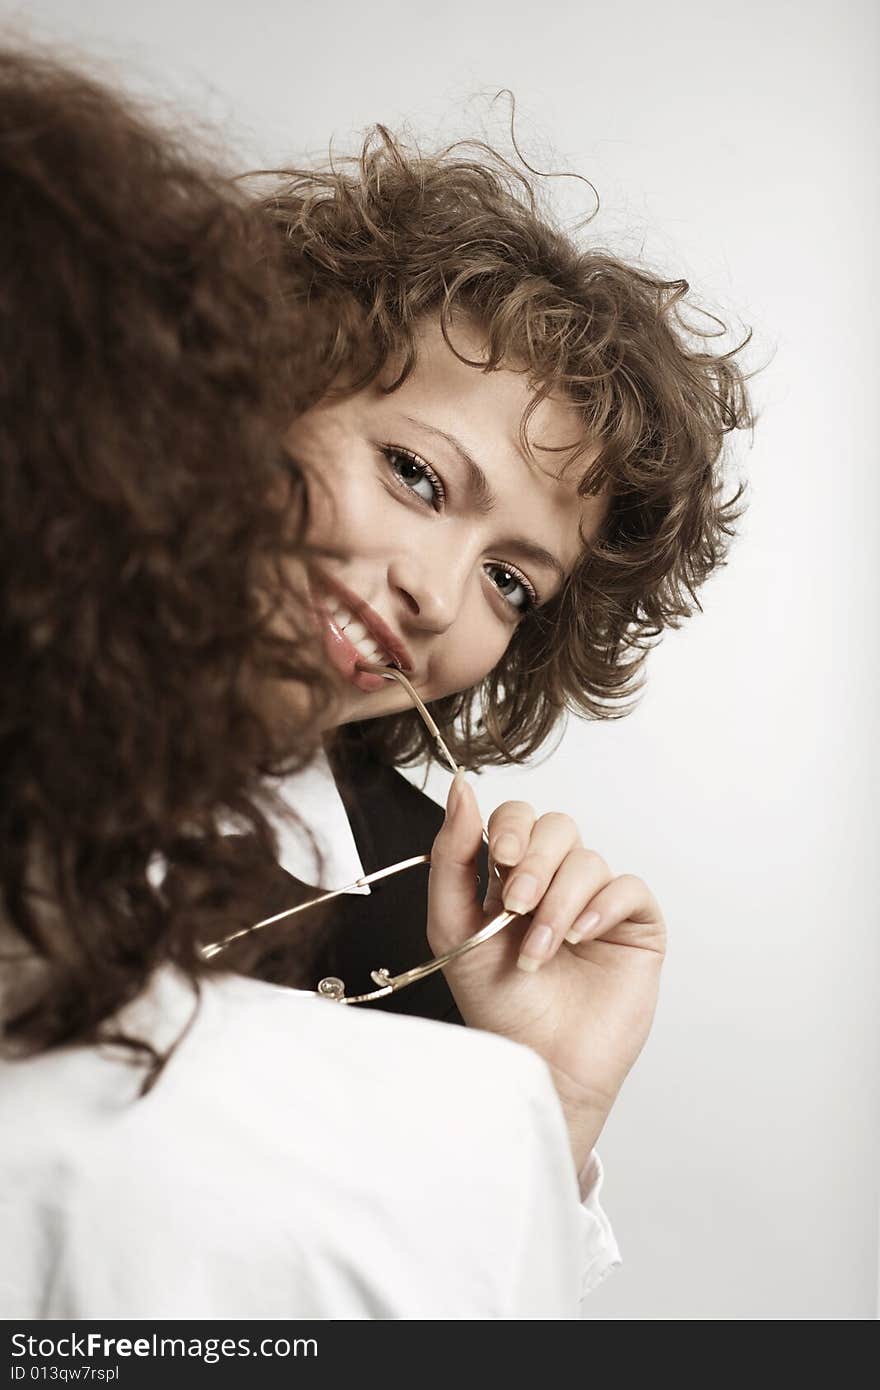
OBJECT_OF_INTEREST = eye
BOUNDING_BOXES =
[484,562,537,615]
[382,445,446,511]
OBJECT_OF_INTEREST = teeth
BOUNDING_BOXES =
[325,594,392,667]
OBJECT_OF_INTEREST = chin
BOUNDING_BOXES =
[329,684,415,729]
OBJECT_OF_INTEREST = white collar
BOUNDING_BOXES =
[145,748,370,898]
[264,745,369,894]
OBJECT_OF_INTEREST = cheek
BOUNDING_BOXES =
[305,466,385,553]
[427,607,514,701]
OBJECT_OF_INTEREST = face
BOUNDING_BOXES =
[285,316,607,729]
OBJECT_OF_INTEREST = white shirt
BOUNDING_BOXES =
[0,965,619,1319]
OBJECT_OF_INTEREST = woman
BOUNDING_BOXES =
[233,133,751,1022]
[0,48,657,1319]
[200,135,751,1300]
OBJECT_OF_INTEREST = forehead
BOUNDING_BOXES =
[372,316,606,568]
[383,314,584,443]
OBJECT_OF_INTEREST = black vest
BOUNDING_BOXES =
[314,743,491,1025]
[234,743,489,1026]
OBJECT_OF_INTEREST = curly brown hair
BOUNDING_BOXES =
[0,49,333,1070]
[258,127,755,768]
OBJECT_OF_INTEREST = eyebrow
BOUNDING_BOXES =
[400,414,567,583]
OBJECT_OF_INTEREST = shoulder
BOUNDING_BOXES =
[0,967,577,1317]
[199,967,557,1126]
[1,964,566,1192]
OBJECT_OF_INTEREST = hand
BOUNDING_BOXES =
[427,775,666,1171]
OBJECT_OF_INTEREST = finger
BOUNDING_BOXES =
[564,874,666,952]
[501,811,581,917]
[427,773,486,953]
[516,847,612,972]
[483,798,541,912]
[486,801,538,866]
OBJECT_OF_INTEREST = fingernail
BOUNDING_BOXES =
[517,923,553,972]
[446,770,467,820]
[565,910,601,945]
[504,873,539,914]
[492,833,520,865]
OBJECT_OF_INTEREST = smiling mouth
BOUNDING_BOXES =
[322,593,400,670]
[308,573,416,695]
[308,565,414,675]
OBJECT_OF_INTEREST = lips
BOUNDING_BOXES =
[308,567,414,695]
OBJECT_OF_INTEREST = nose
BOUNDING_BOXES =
[387,546,469,635]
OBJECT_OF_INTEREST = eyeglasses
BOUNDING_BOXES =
[201,662,520,1003]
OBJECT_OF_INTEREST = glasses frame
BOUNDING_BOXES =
[202,663,520,1003]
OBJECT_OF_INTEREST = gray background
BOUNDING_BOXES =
[3,0,876,1320]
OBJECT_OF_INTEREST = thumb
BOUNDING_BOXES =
[427,772,485,953]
